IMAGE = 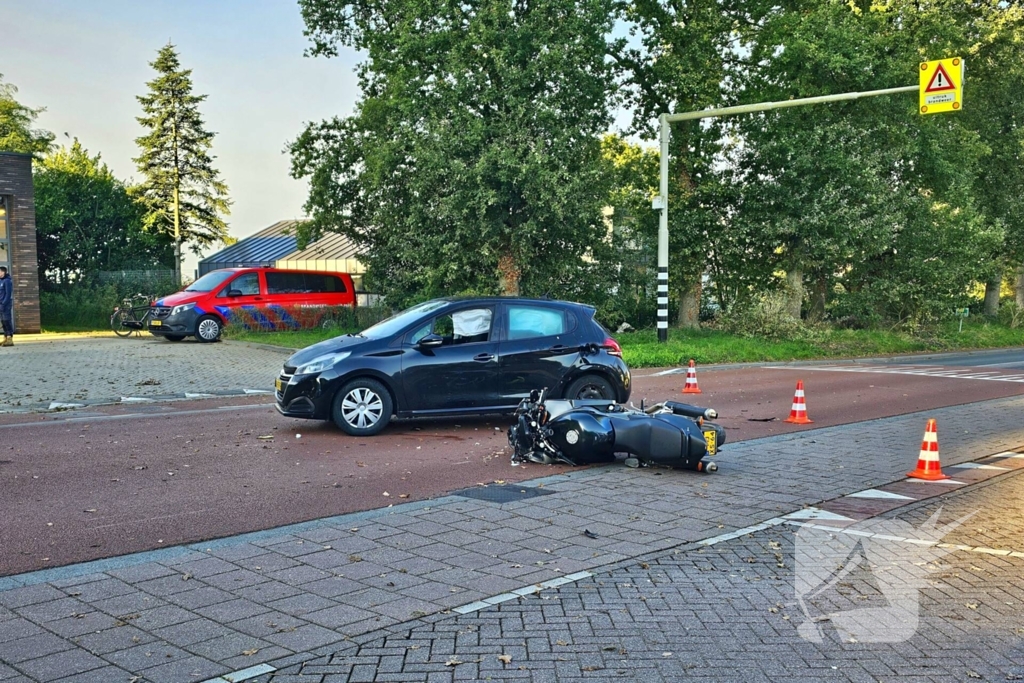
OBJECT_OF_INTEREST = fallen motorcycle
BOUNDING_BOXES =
[507,388,725,472]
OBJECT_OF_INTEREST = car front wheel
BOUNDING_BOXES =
[195,315,222,343]
[566,374,615,401]
[332,378,393,436]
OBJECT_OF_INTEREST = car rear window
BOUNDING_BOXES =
[508,305,566,339]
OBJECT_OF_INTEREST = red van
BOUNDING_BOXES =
[148,267,357,342]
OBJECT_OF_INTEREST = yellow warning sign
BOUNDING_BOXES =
[919,58,964,115]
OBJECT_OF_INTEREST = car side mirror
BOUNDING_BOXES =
[227,289,243,298]
[417,333,444,348]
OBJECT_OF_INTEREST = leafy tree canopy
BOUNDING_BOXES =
[292,0,617,307]
[34,140,173,290]
[0,73,54,157]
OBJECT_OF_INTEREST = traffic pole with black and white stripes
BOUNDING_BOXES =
[657,113,670,343]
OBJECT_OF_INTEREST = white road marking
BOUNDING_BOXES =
[765,365,1024,383]
[846,489,916,500]
[200,664,276,683]
[783,508,855,522]
[949,463,1009,471]
[791,522,1024,559]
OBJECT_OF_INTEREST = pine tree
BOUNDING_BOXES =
[134,44,229,286]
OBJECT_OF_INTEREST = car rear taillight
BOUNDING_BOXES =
[602,337,623,357]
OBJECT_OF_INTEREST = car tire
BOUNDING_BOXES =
[566,374,616,401]
[164,335,186,342]
[332,378,393,436]
[195,315,222,343]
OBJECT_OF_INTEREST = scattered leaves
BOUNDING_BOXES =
[498,654,512,664]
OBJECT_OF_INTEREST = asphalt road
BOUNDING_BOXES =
[2,352,1024,577]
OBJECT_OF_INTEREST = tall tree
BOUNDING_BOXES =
[291,0,616,307]
[612,1,758,328]
[34,140,173,290]
[733,0,1003,324]
[0,73,54,156]
[134,44,230,286]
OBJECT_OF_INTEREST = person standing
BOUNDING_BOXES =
[0,266,13,346]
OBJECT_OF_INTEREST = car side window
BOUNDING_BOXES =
[507,306,566,340]
[218,273,260,297]
[409,308,493,345]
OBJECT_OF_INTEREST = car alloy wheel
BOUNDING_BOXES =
[332,378,393,436]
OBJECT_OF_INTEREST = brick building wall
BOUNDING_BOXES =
[0,152,41,334]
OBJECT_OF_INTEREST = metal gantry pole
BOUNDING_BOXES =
[654,84,918,343]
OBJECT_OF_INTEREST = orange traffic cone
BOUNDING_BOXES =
[783,380,813,424]
[907,419,949,480]
[682,359,702,394]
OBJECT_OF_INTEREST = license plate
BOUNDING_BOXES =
[275,378,283,392]
[703,430,717,455]
[150,320,162,327]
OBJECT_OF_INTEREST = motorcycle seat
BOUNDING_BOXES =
[611,416,688,463]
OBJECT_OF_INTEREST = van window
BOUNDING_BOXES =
[186,270,234,292]
[218,273,260,297]
[265,272,349,294]
[307,274,348,293]
[266,272,308,294]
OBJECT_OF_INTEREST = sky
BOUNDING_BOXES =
[1,0,362,279]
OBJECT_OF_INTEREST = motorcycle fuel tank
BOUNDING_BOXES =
[546,411,617,463]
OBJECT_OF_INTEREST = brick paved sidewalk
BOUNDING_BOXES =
[0,338,286,412]
[1,395,1023,682]
[277,471,1022,682]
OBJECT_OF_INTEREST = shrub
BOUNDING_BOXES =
[715,292,805,341]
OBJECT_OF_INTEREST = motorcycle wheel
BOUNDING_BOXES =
[565,375,615,401]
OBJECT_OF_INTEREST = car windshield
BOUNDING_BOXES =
[360,300,449,339]
[185,270,236,292]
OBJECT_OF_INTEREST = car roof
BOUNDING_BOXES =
[430,296,595,312]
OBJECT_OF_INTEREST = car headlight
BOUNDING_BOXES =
[296,351,350,376]
[170,302,196,316]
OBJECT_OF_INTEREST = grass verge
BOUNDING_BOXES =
[223,319,1024,368]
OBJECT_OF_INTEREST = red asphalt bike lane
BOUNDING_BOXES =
[1,364,1023,577]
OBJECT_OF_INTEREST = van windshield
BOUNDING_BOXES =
[185,271,236,293]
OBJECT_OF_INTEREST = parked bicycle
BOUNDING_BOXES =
[111,294,156,337]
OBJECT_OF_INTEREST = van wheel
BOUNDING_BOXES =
[332,378,393,436]
[195,316,222,342]
[566,375,615,401]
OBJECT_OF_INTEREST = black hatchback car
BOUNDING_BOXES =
[275,297,631,435]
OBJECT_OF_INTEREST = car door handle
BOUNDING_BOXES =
[548,345,572,353]
[254,296,263,301]
[473,353,496,362]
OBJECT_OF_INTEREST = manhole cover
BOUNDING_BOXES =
[451,484,555,503]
